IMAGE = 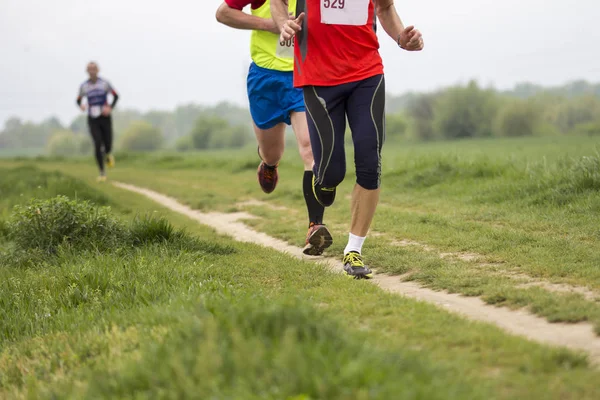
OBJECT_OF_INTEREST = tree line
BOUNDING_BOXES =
[1,80,599,156]
[386,80,600,140]
[0,102,254,156]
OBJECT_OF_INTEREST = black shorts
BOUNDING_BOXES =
[303,74,386,190]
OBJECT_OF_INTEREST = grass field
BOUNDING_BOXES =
[1,135,600,398]
[0,148,43,159]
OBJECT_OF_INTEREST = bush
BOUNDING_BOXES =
[494,100,542,137]
[129,215,183,246]
[128,214,235,254]
[175,135,194,152]
[572,121,600,136]
[432,81,499,139]
[553,95,600,133]
[8,196,124,255]
[227,125,251,148]
[189,116,230,150]
[406,94,436,141]
[386,113,408,138]
[119,121,163,152]
[78,134,93,154]
[46,130,90,157]
[5,194,235,260]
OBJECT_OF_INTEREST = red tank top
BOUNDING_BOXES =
[293,0,384,87]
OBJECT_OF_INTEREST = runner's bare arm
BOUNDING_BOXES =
[216,2,279,34]
[374,0,424,51]
[271,0,304,42]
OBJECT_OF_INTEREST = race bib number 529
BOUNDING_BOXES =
[321,0,369,26]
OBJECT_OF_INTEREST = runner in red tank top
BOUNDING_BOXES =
[292,0,384,87]
[272,0,424,279]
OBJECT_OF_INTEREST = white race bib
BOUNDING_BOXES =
[90,105,102,118]
[276,37,294,59]
[321,0,369,26]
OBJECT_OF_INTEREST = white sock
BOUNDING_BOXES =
[344,233,366,255]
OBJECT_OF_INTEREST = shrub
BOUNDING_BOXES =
[227,125,251,148]
[128,214,235,254]
[119,121,163,152]
[553,95,600,133]
[6,196,235,260]
[175,135,194,152]
[432,81,499,139]
[78,134,93,154]
[189,116,230,150]
[572,121,600,136]
[46,130,89,157]
[494,100,542,137]
[386,113,408,138]
[129,215,183,246]
[8,196,124,255]
[406,94,436,141]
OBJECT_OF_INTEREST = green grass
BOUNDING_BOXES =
[14,135,600,333]
[1,164,600,398]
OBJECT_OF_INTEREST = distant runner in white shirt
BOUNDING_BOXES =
[76,61,119,182]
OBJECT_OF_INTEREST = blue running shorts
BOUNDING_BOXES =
[247,62,305,130]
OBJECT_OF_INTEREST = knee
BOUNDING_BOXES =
[318,165,345,188]
[356,166,381,190]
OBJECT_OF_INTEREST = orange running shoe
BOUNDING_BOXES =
[302,223,333,256]
[257,161,279,194]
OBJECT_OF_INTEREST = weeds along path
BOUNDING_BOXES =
[113,181,600,364]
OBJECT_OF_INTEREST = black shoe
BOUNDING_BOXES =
[312,175,336,207]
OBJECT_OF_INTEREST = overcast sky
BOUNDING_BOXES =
[1,0,599,126]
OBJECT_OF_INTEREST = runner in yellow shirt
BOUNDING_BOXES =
[216,0,332,255]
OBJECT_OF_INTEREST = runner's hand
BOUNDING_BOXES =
[80,104,87,112]
[398,25,424,51]
[267,13,294,34]
[279,12,304,42]
[102,105,112,116]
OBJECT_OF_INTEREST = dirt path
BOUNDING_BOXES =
[113,182,600,364]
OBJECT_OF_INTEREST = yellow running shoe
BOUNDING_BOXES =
[106,154,115,168]
[97,175,107,183]
[342,251,373,279]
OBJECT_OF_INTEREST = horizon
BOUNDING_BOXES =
[2,0,599,127]
[3,78,598,128]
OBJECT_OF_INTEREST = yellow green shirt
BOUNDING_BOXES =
[249,0,296,72]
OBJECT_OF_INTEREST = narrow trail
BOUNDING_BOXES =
[113,181,600,364]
